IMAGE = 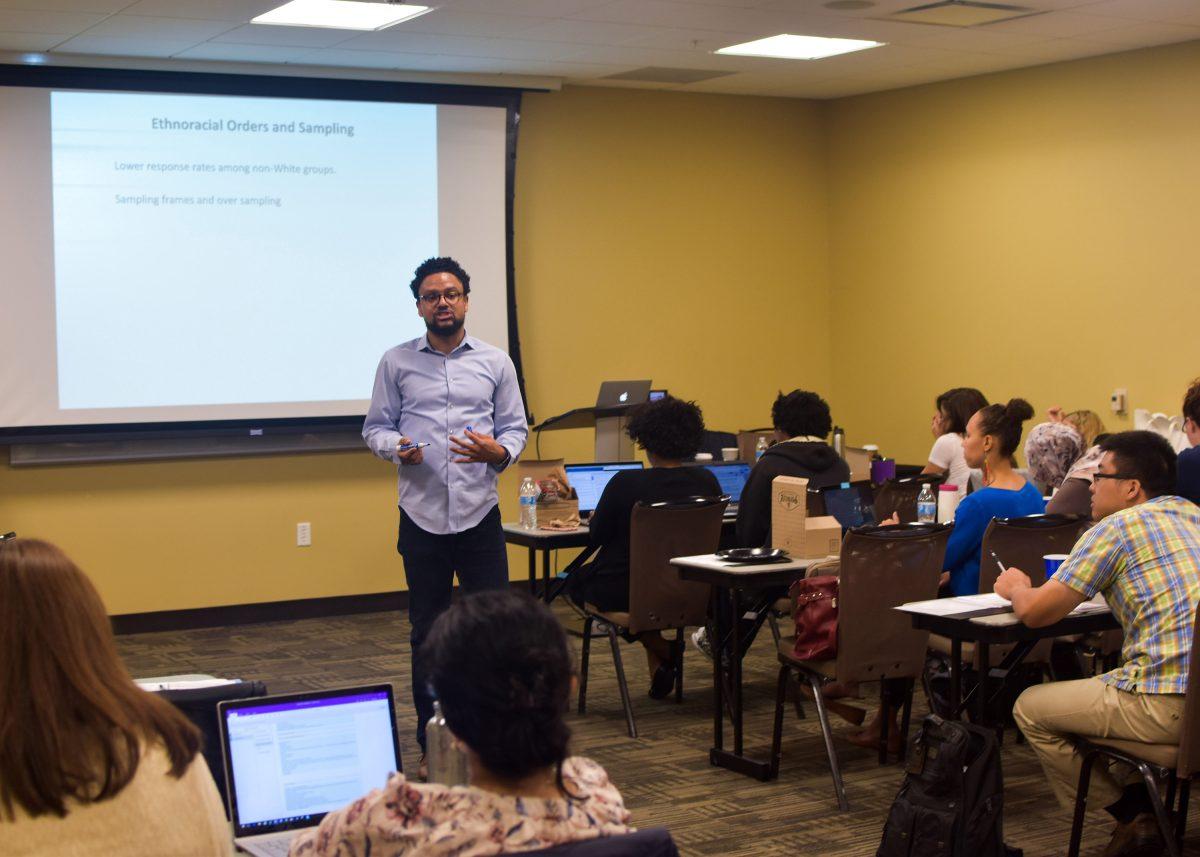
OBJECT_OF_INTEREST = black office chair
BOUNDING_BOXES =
[527,828,679,857]
[154,680,268,817]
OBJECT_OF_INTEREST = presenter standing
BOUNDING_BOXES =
[363,257,527,767]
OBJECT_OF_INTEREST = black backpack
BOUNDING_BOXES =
[877,714,1020,857]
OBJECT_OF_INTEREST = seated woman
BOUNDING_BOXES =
[922,387,988,499]
[1024,419,1084,495]
[942,398,1045,596]
[291,591,631,856]
[1178,378,1200,505]
[1039,406,1108,518]
[567,395,720,697]
[0,538,231,857]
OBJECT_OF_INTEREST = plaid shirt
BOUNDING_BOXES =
[1054,495,1200,694]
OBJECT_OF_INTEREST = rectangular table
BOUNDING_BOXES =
[671,553,831,781]
[902,604,1120,726]
[503,517,739,601]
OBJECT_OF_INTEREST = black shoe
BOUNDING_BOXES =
[649,664,676,699]
[1103,813,1165,857]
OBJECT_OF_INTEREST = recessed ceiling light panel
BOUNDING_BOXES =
[716,34,884,60]
[252,0,432,31]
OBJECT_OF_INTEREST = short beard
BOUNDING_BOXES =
[425,315,464,337]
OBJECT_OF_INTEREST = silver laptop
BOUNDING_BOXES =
[219,684,402,856]
[595,380,652,409]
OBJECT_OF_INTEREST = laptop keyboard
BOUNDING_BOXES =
[243,837,296,856]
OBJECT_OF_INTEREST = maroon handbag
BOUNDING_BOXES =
[790,575,839,661]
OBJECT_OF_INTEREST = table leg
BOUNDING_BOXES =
[710,586,724,752]
[527,547,537,595]
[949,639,963,721]
[976,642,990,727]
[541,549,552,602]
[731,586,744,756]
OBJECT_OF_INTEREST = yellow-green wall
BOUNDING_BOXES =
[8,40,1200,616]
[0,86,832,615]
[826,40,1200,465]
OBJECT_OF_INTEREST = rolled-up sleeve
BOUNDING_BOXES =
[489,355,528,472]
[362,354,402,463]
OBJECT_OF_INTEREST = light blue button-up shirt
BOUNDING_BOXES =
[362,333,528,535]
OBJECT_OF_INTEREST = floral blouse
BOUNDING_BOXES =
[289,756,631,856]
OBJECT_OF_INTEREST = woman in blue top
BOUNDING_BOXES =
[942,398,1045,595]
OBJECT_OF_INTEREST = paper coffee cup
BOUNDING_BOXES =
[721,447,739,461]
[694,453,713,462]
[1043,553,1069,580]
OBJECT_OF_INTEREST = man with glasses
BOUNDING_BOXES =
[363,256,527,770]
[994,431,1200,856]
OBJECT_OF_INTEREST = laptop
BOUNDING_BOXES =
[595,380,652,409]
[565,461,644,519]
[820,481,877,529]
[219,684,402,856]
[700,462,752,515]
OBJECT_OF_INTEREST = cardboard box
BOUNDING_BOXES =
[843,446,872,483]
[771,475,842,559]
[737,429,775,463]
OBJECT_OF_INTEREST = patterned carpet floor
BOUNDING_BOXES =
[117,605,1200,856]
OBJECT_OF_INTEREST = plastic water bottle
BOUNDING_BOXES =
[519,476,538,530]
[755,436,769,461]
[917,483,936,523]
[426,701,468,786]
[832,426,845,458]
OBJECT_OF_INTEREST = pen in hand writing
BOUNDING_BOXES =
[989,549,1007,576]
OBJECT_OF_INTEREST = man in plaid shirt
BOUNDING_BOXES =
[995,431,1200,857]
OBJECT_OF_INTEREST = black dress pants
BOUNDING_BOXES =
[397,504,508,751]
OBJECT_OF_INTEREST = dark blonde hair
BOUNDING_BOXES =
[0,539,200,819]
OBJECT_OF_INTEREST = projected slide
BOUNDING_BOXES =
[50,91,437,410]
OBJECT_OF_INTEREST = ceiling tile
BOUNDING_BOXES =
[81,15,239,40]
[52,34,201,57]
[392,8,545,38]
[173,42,316,62]
[516,18,667,45]
[120,0,278,23]
[448,0,610,15]
[1063,22,1200,48]
[1085,0,1200,26]
[339,29,573,61]
[985,10,1155,38]
[0,8,106,34]
[0,31,69,50]
[210,23,361,48]
[0,0,130,11]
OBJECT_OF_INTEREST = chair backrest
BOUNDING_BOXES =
[628,496,728,635]
[835,523,952,683]
[526,828,679,857]
[872,474,944,523]
[154,680,268,817]
[1177,605,1200,778]
[978,514,1089,594]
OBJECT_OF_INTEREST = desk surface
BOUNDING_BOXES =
[905,606,1120,643]
[671,553,834,588]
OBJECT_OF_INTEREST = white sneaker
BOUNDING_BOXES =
[691,626,713,661]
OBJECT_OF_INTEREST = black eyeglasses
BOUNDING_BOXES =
[418,290,465,306]
[1093,472,1136,482]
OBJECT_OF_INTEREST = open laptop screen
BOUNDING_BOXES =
[565,462,643,514]
[221,685,400,836]
[701,462,752,504]
[821,482,876,529]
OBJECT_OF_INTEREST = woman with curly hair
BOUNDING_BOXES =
[566,395,720,697]
[291,591,631,856]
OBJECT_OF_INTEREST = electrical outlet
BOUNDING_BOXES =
[1111,388,1127,414]
[296,522,311,547]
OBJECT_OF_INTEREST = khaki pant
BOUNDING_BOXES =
[1013,677,1184,810]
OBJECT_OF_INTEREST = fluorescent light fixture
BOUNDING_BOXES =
[20,53,47,64]
[716,34,883,60]
[252,0,432,31]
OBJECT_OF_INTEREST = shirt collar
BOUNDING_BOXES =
[417,332,475,355]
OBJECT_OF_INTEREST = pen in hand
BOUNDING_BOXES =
[398,442,430,451]
[989,549,1007,576]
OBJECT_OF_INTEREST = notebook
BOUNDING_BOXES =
[219,684,402,856]
[565,461,644,517]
